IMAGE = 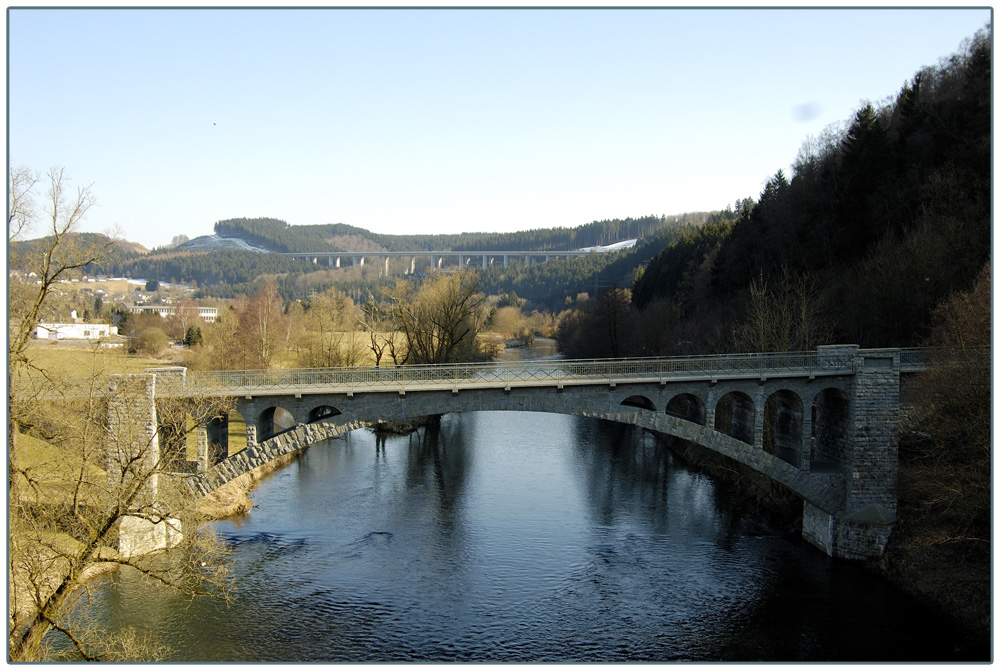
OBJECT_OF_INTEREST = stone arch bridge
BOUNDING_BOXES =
[114,345,924,560]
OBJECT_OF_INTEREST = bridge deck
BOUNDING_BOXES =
[158,348,925,398]
[35,348,928,399]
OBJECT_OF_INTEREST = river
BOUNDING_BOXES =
[64,404,980,661]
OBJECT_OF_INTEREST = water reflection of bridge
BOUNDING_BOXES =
[113,346,926,560]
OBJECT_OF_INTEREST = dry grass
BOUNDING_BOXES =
[24,343,165,378]
[14,431,106,507]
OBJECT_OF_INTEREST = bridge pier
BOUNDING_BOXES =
[196,427,209,473]
[801,346,899,560]
[753,384,767,448]
[107,374,182,558]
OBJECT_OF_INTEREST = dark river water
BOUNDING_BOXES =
[69,408,981,662]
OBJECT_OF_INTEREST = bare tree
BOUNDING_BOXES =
[9,345,232,661]
[8,166,115,493]
[902,262,990,544]
[730,269,831,353]
[359,292,405,367]
[298,287,361,367]
[388,270,488,364]
[240,282,287,369]
[8,166,231,661]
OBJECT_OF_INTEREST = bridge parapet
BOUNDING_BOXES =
[46,347,927,400]
[163,349,867,399]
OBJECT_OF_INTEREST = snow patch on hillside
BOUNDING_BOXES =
[577,239,637,252]
[179,234,270,253]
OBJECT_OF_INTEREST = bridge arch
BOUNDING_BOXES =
[211,385,846,516]
[309,405,342,423]
[763,389,804,468]
[206,413,230,464]
[811,387,850,470]
[259,406,296,440]
[620,395,656,411]
[666,393,706,425]
[714,391,755,445]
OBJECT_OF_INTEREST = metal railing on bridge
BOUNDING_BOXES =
[169,349,867,397]
[28,347,936,399]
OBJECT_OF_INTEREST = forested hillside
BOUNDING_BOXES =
[210,216,678,254]
[577,27,991,356]
[479,213,722,310]
[10,29,987,333]
[211,218,497,253]
[12,212,704,305]
[452,213,709,251]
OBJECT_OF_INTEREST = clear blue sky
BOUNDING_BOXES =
[7,6,991,249]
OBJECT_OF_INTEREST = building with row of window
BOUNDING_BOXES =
[35,322,119,340]
[126,304,218,323]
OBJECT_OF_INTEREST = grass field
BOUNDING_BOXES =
[24,342,166,378]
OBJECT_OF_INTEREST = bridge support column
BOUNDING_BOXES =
[802,347,899,560]
[753,385,766,447]
[107,374,182,558]
[799,406,812,472]
[196,427,209,473]
[704,385,719,428]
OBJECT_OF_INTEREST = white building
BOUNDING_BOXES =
[36,322,119,340]
[127,304,217,323]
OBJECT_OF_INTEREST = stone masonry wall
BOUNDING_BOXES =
[846,351,900,514]
[107,374,159,507]
[185,420,370,497]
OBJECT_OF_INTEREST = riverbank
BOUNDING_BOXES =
[874,432,991,648]
[193,449,305,520]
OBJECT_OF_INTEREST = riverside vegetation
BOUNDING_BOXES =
[8,25,990,660]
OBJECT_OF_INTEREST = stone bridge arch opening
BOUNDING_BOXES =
[206,413,230,464]
[309,405,342,423]
[154,401,196,471]
[811,388,850,472]
[259,406,296,441]
[666,393,706,425]
[620,395,656,411]
[714,391,754,444]
[763,389,804,467]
